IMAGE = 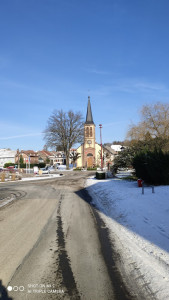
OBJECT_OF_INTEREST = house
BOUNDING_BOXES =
[37,150,52,164]
[109,144,126,165]
[76,97,102,168]
[103,145,116,168]
[37,150,66,166]
[50,151,66,166]
[111,144,125,152]
[0,149,17,167]
[16,150,39,165]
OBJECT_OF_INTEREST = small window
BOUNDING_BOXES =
[86,127,89,137]
[90,127,92,137]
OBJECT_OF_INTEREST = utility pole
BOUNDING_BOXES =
[99,124,103,170]
[29,155,30,174]
[17,149,20,170]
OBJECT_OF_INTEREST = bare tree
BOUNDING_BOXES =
[44,110,84,169]
[69,152,81,168]
[127,102,169,140]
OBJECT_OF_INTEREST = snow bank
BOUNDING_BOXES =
[85,175,169,299]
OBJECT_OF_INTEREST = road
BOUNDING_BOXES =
[0,172,133,300]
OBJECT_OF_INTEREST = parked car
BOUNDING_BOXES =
[57,165,66,170]
[48,166,55,173]
[7,166,17,173]
[40,167,49,174]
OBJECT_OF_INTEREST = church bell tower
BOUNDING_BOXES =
[84,96,96,167]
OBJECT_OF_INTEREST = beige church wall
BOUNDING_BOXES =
[76,143,103,168]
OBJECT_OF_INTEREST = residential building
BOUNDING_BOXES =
[37,150,52,164]
[50,151,66,166]
[16,150,39,165]
[103,145,116,168]
[0,149,17,167]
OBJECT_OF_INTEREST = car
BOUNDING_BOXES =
[57,165,66,170]
[48,166,55,173]
[40,168,49,174]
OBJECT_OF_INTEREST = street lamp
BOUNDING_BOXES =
[17,149,20,170]
[99,124,103,170]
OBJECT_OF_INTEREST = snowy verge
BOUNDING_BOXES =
[85,176,169,300]
[0,174,62,184]
[21,174,61,181]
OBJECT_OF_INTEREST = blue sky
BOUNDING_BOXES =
[0,0,169,150]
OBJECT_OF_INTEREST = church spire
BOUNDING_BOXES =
[85,96,94,124]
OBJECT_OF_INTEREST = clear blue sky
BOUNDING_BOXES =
[0,0,169,150]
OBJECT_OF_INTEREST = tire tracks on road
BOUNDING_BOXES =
[56,194,80,299]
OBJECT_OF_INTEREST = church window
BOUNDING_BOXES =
[90,127,92,137]
[86,127,89,137]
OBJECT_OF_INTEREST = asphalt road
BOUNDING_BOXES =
[0,172,133,300]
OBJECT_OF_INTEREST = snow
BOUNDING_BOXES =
[21,174,61,181]
[85,172,169,299]
[111,144,123,151]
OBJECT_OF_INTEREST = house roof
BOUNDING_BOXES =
[21,150,38,156]
[111,145,123,152]
[38,150,52,156]
[0,149,17,158]
[103,145,116,154]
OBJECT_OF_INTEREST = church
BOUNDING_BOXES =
[76,97,102,168]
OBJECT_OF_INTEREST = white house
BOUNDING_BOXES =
[0,149,17,167]
[50,151,66,166]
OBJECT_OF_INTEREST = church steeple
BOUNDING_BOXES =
[85,96,94,124]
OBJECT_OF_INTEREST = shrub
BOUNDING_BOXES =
[133,150,169,185]
[19,163,46,169]
[4,163,15,168]
[112,147,135,174]
[38,163,46,168]
[73,167,82,171]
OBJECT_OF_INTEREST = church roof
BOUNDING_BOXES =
[85,96,94,124]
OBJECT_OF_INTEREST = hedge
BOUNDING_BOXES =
[133,150,169,185]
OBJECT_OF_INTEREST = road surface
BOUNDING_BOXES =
[0,172,133,300]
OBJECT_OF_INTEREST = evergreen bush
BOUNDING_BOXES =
[4,163,15,168]
[19,163,46,169]
[133,150,169,185]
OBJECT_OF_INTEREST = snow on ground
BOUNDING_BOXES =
[21,174,61,181]
[0,174,62,184]
[85,172,169,300]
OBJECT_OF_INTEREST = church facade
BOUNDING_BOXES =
[76,97,101,168]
